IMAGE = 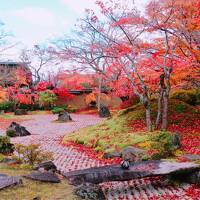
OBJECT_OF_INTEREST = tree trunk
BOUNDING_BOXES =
[161,91,168,131]
[156,74,165,129]
[97,75,102,111]
[161,71,171,131]
[156,90,163,129]
[145,108,152,132]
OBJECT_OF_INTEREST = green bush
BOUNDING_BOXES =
[32,104,45,111]
[39,90,57,109]
[15,143,53,166]
[18,104,45,111]
[0,101,15,112]
[149,132,175,159]
[6,129,16,137]
[171,89,198,105]
[51,107,65,114]
[0,136,15,154]
[175,104,186,113]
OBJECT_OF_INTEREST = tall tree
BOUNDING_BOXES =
[20,45,56,85]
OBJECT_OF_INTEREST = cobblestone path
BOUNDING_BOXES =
[0,114,199,200]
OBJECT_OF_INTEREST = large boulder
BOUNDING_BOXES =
[98,105,111,118]
[58,111,72,122]
[33,161,57,173]
[74,183,106,200]
[24,171,61,183]
[14,109,27,115]
[0,174,22,190]
[103,151,121,159]
[6,122,31,137]
[121,146,147,162]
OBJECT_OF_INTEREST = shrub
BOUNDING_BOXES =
[18,104,31,110]
[67,105,77,113]
[0,136,15,154]
[39,90,57,109]
[6,129,16,137]
[0,101,15,112]
[52,107,65,114]
[175,104,186,113]
[149,132,175,159]
[32,104,45,111]
[15,143,53,166]
[171,89,198,105]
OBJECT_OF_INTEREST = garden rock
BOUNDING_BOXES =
[0,174,22,190]
[34,161,57,173]
[121,146,147,162]
[172,133,181,149]
[64,160,200,185]
[58,111,72,122]
[33,197,41,200]
[14,109,27,115]
[7,122,31,137]
[0,110,5,114]
[98,105,111,118]
[103,151,121,159]
[24,171,61,183]
[74,183,106,200]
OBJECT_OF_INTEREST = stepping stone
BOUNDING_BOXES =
[182,154,200,161]
[24,171,61,183]
[0,174,22,190]
[33,161,57,173]
[64,160,200,185]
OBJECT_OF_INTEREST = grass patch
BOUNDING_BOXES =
[0,113,30,120]
[0,164,79,200]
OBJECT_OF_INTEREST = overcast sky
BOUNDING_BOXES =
[0,0,149,60]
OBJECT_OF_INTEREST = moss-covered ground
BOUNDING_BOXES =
[63,99,200,156]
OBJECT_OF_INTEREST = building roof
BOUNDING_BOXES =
[0,61,30,66]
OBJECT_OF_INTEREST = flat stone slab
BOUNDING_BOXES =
[24,171,61,183]
[182,154,200,161]
[64,160,200,185]
[0,174,22,190]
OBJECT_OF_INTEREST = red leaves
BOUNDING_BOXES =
[62,141,122,165]
[35,81,51,92]
[112,17,145,27]
[53,87,74,99]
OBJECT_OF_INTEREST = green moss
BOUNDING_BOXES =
[63,99,199,155]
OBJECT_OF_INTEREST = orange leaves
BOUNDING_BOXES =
[0,87,8,103]
[59,73,95,90]
[15,68,31,86]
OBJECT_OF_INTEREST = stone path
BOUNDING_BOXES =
[1,114,200,200]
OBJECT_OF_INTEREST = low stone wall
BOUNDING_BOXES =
[56,94,122,109]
